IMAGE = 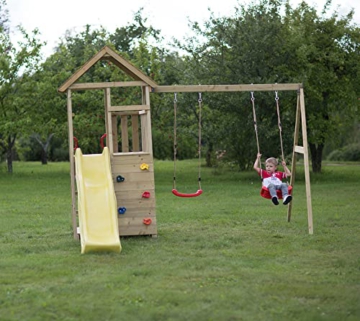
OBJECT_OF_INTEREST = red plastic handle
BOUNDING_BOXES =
[100,133,107,149]
[73,137,78,151]
[172,189,203,198]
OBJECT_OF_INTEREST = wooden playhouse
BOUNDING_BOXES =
[58,46,159,239]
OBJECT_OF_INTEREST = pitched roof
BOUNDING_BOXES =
[58,46,158,93]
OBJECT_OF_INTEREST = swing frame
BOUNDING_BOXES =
[153,84,313,235]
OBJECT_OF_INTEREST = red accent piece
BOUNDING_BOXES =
[172,189,203,198]
[142,191,150,198]
[260,185,292,199]
[143,218,152,225]
[73,137,78,151]
[100,133,107,149]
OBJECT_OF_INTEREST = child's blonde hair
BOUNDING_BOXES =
[265,157,278,166]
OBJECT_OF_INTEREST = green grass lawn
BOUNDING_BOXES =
[0,160,359,321]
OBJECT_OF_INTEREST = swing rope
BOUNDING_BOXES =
[275,91,285,163]
[251,91,262,174]
[172,92,203,197]
[173,93,178,190]
[197,93,202,191]
[251,90,292,199]
[275,91,291,187]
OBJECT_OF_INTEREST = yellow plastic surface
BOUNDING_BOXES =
[140,163,149,170]
[75,147,121,254]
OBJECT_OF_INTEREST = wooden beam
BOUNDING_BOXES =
[105,88,114,154]
[103,47,158,88]
[66,90,77,240]
[108,105,150,112]
[58,47,107,93]
[152,83,302,93]
[121,116,129,152]
[294,145,305,154]
[69,81,147,90]
[132,115,140,152]
[287,94,301,223]
[112,114,118,153]
[299,88,314,235]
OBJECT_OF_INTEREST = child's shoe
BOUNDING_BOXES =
[272,196,279,205]
[283,195,292,205]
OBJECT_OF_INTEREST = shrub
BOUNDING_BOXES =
[327,143,360,161]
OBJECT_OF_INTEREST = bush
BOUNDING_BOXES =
[327,143,360,161]
[342,144,360,161]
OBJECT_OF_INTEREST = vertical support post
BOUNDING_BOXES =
[121,116,129,152]
[299,88,313,234]
[140,87,147,152]
[132,115,140,151]
[67,89,77,240]
[144,86,153,155]
[105,88,114,154]
[287,93,301,222]
[112,115,118,152]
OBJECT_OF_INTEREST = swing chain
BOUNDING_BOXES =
[174,92,177,103]
[198,92,202,103]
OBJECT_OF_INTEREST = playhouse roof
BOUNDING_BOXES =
[58,46,158,93]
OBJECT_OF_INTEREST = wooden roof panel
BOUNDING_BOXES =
[58,46,158,93]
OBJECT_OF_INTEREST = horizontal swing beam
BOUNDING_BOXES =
[152,83,302,93]
[69,81,147,90]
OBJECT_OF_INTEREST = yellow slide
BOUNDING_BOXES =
[74,147,121,254]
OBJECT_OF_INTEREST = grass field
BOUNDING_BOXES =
[0,159,359,321]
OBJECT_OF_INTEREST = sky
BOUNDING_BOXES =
[7,0,360,59]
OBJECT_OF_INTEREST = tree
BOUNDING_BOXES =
[0,0,44,172]
[176,0,360,172]
[284,0,360,172]
[176,0,296,170]
[35,12,166,157]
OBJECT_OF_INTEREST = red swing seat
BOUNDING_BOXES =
[260,185,292,199]
[172,189,203,198]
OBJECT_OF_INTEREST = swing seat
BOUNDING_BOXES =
[260,185,292,200]
[172,189,203,198]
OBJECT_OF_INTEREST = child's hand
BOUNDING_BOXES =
[281,160,286,166]
[257,153,262,158]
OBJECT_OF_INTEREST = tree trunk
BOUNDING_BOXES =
[6,148,13,173]
[32,133,54,165]
[6,134,16,173]
[309,142,324,173]
[41,149,48,165]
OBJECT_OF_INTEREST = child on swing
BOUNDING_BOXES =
[253,153,292,205]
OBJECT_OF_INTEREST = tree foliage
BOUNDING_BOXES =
[0,0,44,172]
[1,0,359,174]
[175,0,360,172]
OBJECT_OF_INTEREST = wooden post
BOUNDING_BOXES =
[144,86,153,154]
[121,116,129,152]
[67,90,77,240]
[287,93,301,222]
[112,114,118,152]
[287,88,313,234]
[140,87,147,152]
[299,88,313,234]
[131,115,140,151]
[105,88,114,154]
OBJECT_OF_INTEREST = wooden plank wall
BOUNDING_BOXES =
[111,153,157,236]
